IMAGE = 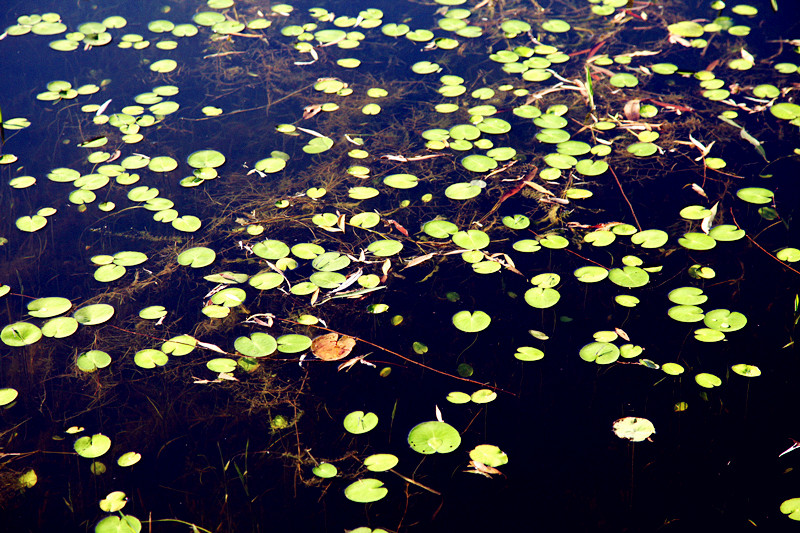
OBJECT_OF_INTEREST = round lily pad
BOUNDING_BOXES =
[312,463,337,478]
[364,453,399,472]
[452,310,491,332]
[694,372,722,388]
[344,478,388,503]
[407,421,461,454]
[276,334,312,354]
[608,267,649,288]
[367,239,403,257]
[736,187,773,204]
[73,304,115,325]
[74,433,112,458]
[177,247,216,268]
[612,417,655,442]
[703,309,746,332]
[524,287,560,308]
[27,297,72,318]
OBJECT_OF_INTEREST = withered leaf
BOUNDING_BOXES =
[311,332,356,361]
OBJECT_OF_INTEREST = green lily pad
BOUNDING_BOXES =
[612,417,655,442]
[276,334,312,354]
[631,229,668,248]
[668,305,705,323]
[28,297,72,318]
[407,421,461,454]
[367,239,403,256]
[312,252,350,272]
[574,266,609,283]
[312,462,337,478]
[74,433,112,458]
[253,240,290,260]
[461,154,498,172]
[579,342,620,364]
[445,182,482,200]
[627,142,658,157]
[736,187,774,204]
[780,498,800,520]
[134,349,168,368]
[161,335,197,356]
[668,287,707,306]
[777,248,800,262]
[731,364,760,377]
[703,309,746,332]
[452,230,490,250]
[469,444,508,467]
[524,287,560,308]
[1,322,43,346]
[608,266,649,288]
[694,328,726,342]
[206,358,237,373]
[678,233,717,251]
[452,310,491,333]
[0,388,19,407]
[76,350,112,372]
[94,515,142,533]
[662,362,685,376]
[709,225,745,241]
[514,347,544,361]
[343,411,378,434]
[41,317,78,338]
[538,234,569,249]
[177,247,216,268]
[694,372,722,388]
[117,451,142,467]
[187,149,225,168]
[73,304,115,325]
[363,453,398,472]
[344,478,388,503]
[770,102,800,121]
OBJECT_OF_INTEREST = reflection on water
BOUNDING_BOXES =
[1,0,800,531]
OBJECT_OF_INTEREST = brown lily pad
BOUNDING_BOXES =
[311,332,356,361]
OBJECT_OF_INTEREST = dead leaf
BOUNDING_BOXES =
[196,340,227,354]
[701,202,718,234]
[311,332,356,361]
[302,104,323,120]
[690,183,708,199]
[465,460,503,478]
[624,99,641,121]
[402,253,436,270]
[615,328,630,342]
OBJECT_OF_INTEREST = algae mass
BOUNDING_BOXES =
[1,0,800,531]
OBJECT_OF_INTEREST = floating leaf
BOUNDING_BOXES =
[344,478,388,503]
[452,310,491,333]
[74,433,112,458]
[407,421,461,454]
[612,417,655,442]
[363,454,399,472]
[343,411,378,434]
[311,333,356,361]
[312,463,337,478]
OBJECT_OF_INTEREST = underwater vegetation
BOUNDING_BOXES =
[1,0,800,531]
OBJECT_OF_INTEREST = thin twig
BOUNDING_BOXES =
[730,208,800,276]
[608,165,642,231]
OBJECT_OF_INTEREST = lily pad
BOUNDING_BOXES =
[612,417,655,442]
[74,433,111,458]
[407,421,461,454]
[452,310,491,333]
[344,478,388,503]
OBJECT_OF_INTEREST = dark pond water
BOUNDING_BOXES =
[2,0,800,532]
